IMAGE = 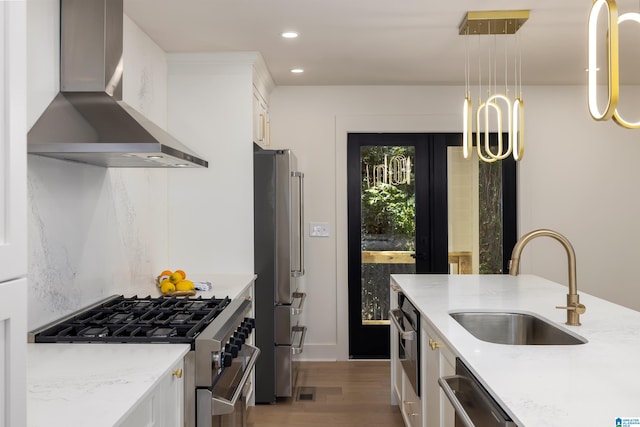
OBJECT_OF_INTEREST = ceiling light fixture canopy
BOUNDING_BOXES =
[460,10,529,163]
[588,0,640,129]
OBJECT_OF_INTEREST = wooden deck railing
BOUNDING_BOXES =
[361,250,472,274]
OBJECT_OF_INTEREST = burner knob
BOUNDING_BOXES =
[234,331,246,344]
[221,352,233,368]
[240,326,251,336]
[231,336,243,347]
[225,342,239,357]
[244,318,256,329]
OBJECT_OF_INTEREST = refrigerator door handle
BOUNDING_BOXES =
[291,292,306,315]
[291,171,304,277]
[291,326,307,355]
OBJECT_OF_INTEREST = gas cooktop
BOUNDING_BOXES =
[30,294,231,346]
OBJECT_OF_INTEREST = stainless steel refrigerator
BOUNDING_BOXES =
[253,148,306,403]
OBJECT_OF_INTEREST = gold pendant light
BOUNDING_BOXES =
[588,0,640,129]
[460,10,529,162]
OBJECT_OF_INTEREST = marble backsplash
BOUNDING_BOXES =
[27,157,169,329]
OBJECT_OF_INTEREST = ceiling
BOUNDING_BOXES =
[123,0,610,87]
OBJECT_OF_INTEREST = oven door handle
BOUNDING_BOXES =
[210,344,261,416]
[389,309,416,341]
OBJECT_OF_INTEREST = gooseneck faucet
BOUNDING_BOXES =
[509,229,586,326]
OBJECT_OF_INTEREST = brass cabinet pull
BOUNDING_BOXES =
[172,368,183,379]
[403,401,418,417]
[429,339,440,350]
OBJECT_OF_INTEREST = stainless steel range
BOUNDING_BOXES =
[28,294,258,427]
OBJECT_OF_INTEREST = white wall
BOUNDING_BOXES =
[26,3,170,329]
[165,53,256,275]
[269,85,640,360]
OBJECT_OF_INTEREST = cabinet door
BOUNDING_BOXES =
[153,359,185,426]
[401,370,423,427]
[0,278,27,427]
[253,87,270,148]
[422,322,455,427]
[439,356,455,427]
[0,0,27,283]
[118,359,184,427]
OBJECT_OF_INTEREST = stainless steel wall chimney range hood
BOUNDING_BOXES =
[27,0,208,168]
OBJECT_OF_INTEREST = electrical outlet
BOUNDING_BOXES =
[309,222,329,237]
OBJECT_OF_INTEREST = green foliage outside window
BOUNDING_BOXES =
[360,146,415,250]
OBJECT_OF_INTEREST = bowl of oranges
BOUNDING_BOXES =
[156,269,196,296]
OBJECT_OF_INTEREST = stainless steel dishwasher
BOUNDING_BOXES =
[439,358,517,427]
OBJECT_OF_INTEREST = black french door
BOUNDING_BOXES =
[347,132,517,359]
[347,133,452,358]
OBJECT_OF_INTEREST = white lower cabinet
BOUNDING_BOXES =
[422,320,455,427]
[401,370,423,427]
[118,359,185,427]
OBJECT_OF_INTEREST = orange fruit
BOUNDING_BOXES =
[175,269,187,280]
[160,270,172,276]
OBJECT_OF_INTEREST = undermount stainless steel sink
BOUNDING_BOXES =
[450,311,587,345]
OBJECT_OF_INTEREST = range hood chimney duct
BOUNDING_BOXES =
[27,0,208,168]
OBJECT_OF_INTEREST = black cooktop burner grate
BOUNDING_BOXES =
[32,294,230,346]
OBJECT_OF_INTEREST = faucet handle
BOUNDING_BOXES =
[555,303,586,315]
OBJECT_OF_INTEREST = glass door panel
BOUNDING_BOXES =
[447,146,478,274]
[446,143,516,275]
[360,145,416,325]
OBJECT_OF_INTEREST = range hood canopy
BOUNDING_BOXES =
[27,0,208,168]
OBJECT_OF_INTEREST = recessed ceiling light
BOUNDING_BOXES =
[290,69,304,74]
[281,31,299,39]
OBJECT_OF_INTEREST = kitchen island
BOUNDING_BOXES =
[27,273,256,427]
[391,274,640,426]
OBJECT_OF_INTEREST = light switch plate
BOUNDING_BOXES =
[309,222,330,237]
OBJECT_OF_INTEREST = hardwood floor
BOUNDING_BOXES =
[247,361,405,427]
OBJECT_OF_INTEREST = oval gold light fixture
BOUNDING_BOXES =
[460,10,529,162]
[587,0,619,122]
[612,12,640,128]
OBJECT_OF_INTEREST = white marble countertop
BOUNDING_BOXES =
[128,273,257,300]
[27,273,256,426]
[391,274,640,427]
[27,343,190,427]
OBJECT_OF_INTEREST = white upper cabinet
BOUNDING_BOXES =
[0,0,27,283]
[253,86,270,148]
[252,55,274,149]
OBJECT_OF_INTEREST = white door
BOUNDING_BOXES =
[0,1,27,427]
[0,0,27,283]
